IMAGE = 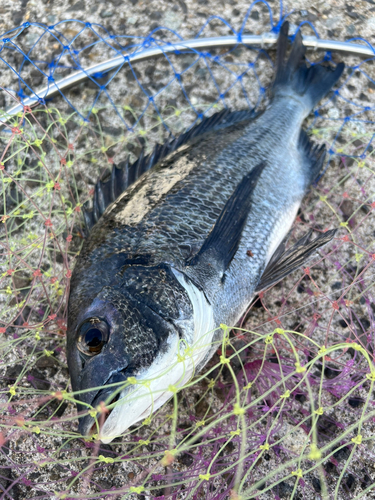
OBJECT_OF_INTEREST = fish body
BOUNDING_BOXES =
[67,23,344,443]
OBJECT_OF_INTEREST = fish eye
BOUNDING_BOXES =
[77,318,109,356]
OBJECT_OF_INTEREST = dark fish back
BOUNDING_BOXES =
[82,109,257,234]
[79,111,262,266]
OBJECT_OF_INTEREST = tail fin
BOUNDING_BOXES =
[272,21,345,111]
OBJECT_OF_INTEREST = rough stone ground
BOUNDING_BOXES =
[0,0,374,43]
[0,0,375,499]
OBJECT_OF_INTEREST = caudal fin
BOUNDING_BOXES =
[272,21,345,111]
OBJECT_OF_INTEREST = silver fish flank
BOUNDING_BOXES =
[66,22,344,443]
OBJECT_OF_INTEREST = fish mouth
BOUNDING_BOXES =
[77,381,156,441]
[77,345,183,442]
[80,395,121,438]
[77,373,129,438]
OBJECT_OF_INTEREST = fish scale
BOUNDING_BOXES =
[67,22,344,442]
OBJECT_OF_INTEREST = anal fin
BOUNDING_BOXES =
[255,229,337,292]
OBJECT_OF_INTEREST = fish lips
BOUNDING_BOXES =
[77,369,130,437]
[76,345,131,437]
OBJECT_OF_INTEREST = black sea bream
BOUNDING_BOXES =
[67,22,344,443]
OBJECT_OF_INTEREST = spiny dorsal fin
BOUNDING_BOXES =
[255,229,337,292]
[82,108,257,235]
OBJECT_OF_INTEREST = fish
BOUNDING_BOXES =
[66,21,344,443]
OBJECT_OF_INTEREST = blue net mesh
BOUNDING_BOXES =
[0,1,375,499]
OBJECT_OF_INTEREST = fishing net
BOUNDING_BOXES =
[0,1,375,499]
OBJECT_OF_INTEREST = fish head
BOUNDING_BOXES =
[67,285,162,439]
[67,254,195,442]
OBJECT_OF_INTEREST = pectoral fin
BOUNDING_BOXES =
[255,229,337,292]
[187,162,266,276]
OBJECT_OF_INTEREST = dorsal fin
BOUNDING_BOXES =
[82,108,257,235]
